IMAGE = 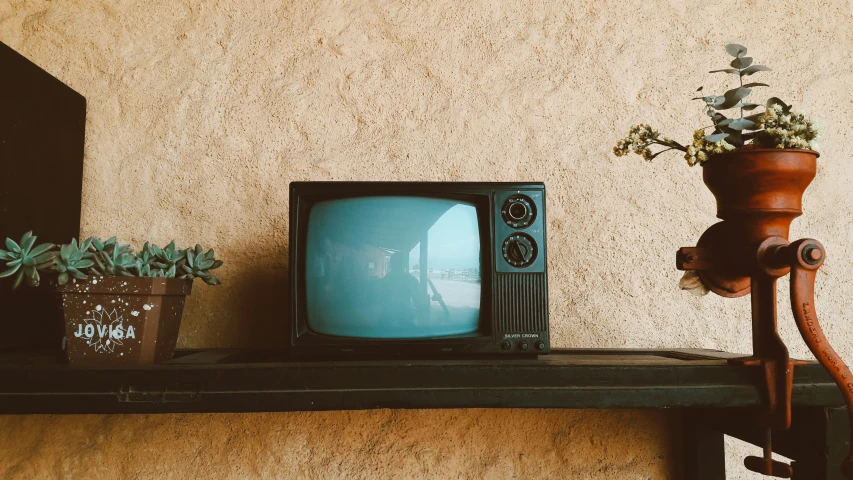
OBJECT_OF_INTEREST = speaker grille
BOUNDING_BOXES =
[494,273,548,332]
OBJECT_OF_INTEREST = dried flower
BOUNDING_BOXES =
[684,129,735,166]
[613,124,687,161]
[754,104,819,150]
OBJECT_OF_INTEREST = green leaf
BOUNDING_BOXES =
[730,57,753,69]
[0,250,13,261]
[34,251,57,264]
[726,130,744,148]
[5,238,21,253]
[12,270,24,289]
[767,97,792,112]
[709,68,739,74]
[76,259,95,269]
[203,274,221,286]
[728,118,757,130]
[741,65,772,76]
[705,133,729,142]
[29,243,54,258]
[186,251,195,268]
[57,272,70,285]
[20,234,36,255]
[25,267,39,287]
[733,102,761,111]
[715,87,752,109]
[211,260,223,270]
[0,265,21,278]
[742,82,769,88]
[725,43,747,57]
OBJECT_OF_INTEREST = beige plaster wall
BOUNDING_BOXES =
[2,0,853,478]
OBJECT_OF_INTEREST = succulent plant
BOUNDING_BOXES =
[88,237,136,277]
[0,232,56,288]
[614,44,818,166]
[53,238,96,285]
[1,232,223,289]
[180,244,223,285]
[134,242,171,277]
[150,241,186,278]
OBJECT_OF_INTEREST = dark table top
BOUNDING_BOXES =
[0,348,843,414]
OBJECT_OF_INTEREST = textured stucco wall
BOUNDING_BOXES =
[2,0,853,478]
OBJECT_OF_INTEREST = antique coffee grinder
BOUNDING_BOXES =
[676,149,853,478]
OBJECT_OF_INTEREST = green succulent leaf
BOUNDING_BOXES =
[12,270,24,289]
[5,238,21,253]
[742,82,769,88]
[90,237,104,251]
[25,267,39,287]
[0,265,21,278]
[20,235,36,255]
[709,69,739,74]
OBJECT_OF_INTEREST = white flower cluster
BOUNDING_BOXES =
[613,123,666,161]
[755,104,819,150]
[684,129,735,166]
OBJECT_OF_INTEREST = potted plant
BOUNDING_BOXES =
[614,45,853,478]
[0,233,222,365]
[613,43,819,296]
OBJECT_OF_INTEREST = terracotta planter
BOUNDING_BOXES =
[58,277,193,365]
[696,148,819,297]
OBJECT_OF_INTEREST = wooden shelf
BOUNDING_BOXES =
[0,348,843,415]
[3,347,849,478]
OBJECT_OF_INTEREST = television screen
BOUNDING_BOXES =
[304,196,482,338]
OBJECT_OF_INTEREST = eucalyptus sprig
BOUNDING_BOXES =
[614,44,818,166]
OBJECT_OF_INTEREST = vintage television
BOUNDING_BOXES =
[289,182,549,356]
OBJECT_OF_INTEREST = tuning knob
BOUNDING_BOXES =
[502,233,538,268]
[501,195,537,229]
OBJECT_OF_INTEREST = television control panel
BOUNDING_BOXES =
[494,190,546,273]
